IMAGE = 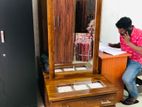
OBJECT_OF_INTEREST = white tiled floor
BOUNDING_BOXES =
[37,89,45,107]
[116,91,142,107]
[38,98,44,107]
[116,94,142,107]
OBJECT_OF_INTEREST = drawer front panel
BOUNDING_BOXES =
[51,93,116,107]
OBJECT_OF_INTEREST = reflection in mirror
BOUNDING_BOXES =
[75,0,95,33]
[53,0,96,73]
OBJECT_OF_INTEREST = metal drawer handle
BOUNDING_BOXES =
[0,30,5,43]
[101,100,111,104]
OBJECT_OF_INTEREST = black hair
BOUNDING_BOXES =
[115,17,132,29]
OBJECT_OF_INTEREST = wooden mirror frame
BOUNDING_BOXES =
[47,0,102,79]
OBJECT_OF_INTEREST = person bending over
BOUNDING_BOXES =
[109,17,142,105]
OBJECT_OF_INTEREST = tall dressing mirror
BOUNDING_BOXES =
[47,0,102,79]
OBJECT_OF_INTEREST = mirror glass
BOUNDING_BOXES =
[53,0,96,73]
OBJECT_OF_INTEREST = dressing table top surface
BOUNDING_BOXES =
[43,74,117,102]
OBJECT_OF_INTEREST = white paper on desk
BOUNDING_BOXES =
[87,82,104,89]
[57,86,73,93]
[73,84,89,91]
[99,42,126,55]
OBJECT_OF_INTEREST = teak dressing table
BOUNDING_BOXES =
[42,0,118,107]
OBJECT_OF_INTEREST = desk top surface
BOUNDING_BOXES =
[99,52,131,59]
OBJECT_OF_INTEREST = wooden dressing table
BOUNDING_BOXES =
[43,74,117,107]
[41,0,118,107]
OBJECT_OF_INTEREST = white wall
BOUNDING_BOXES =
[100,0,142,43]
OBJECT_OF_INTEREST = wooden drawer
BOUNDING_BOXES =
[50,93,116,107]
[44,75,118,107]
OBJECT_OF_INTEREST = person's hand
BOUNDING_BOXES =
[123,32,131,45]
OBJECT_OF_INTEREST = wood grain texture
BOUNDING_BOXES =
[43,74,117,107]
[53,0,75,64]
[93,0,102,74]
[99,52,131,101]
[44,0,118,106]
[47,0,55,79]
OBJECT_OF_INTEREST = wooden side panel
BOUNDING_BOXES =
[38,0,48,53]
[99,52,130,101]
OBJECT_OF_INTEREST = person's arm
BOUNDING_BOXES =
[108,43,120,48]
[127,42,142,55]
[123,33,142,55]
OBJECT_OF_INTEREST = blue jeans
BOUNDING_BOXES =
[122,59,142,98]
